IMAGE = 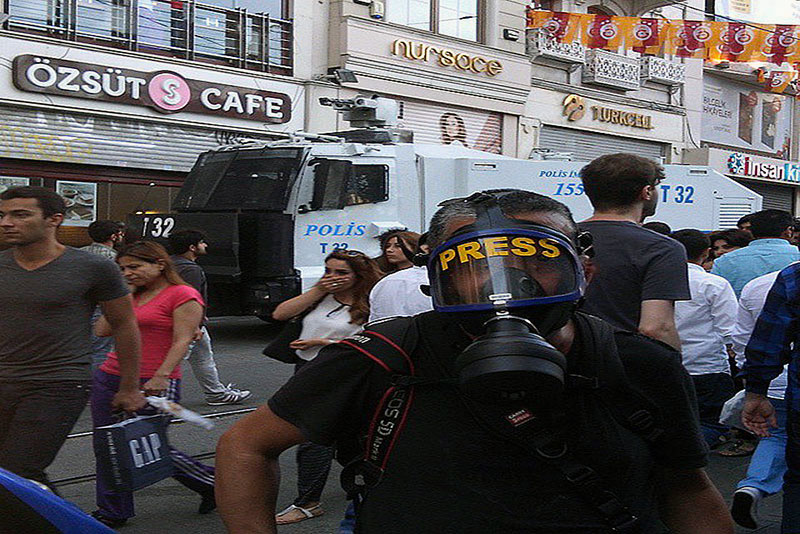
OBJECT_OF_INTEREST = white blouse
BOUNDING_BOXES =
[295,294,362,361]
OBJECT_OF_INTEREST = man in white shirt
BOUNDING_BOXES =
[671,230,738,447]
[368,234,433,322]
[730,270,790,529]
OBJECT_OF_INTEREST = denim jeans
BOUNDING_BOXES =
[185,326,226,397]
[691,373,735,447]
[339,501,356,534]
[0,379,91,490]
[739,398,788,496]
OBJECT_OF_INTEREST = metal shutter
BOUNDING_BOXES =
[0,106,277,172]
[398,100,503,154]
[736,179,794,213]
[539,125,666,162]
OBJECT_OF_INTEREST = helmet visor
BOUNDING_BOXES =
[429,229,584,312]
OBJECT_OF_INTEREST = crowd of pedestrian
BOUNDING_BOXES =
[7,151,800,533]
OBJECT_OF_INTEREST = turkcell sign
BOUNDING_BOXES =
[12,55,291,123]
[727,152,800,183]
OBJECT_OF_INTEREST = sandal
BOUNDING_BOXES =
[716,438,757,457]
[275,504,324,524]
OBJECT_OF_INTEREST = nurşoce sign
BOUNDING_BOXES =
[12,55,292,123]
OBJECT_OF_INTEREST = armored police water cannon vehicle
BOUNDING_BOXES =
[128,96,761,319]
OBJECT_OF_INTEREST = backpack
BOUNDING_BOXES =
[337,312,665,533]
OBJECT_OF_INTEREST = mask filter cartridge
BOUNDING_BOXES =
[454,315,567,405]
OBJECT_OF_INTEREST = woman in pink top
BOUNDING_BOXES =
[90,241,215,528]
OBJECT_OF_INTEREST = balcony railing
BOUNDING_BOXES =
[4,0,293,75]
[640,56,685,86]
[582,49,641,91]
[526,29,585,64]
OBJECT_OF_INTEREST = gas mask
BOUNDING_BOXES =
[426,192,589,405]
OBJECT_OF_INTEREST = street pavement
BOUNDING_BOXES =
[49,316,783,533]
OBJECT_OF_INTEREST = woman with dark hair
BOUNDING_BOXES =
[710,229,753,258]
[90,241,215,527]
[375,229,420,274]
[439,112,468,147]
[271,249,382,524]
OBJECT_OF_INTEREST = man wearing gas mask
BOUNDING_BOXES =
[216,190,733,534]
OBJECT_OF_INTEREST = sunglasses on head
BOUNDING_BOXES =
[334,249,367,257]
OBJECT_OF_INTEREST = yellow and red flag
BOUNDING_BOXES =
[581,14,633,51]
[627,17,670,55]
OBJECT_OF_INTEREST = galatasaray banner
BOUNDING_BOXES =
[527,9,800,64]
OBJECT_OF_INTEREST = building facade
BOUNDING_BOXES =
[0,0,696,246]
[520,1,694,163]
[685,64,800,215]
[0,0,301,243]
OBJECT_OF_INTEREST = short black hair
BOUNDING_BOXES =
[580,153,665,211]
[0,186,66,218]
[671,229,710,262]
[168,229,207,255]
[87,220,121,243]
[709,228,753,248]
[737,213,755,229]
[428,189,578,249]
[748,209,794,239]
[642,221,672,235]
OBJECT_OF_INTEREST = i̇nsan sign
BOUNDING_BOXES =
[12,55,291,123]
[727,152,800,183]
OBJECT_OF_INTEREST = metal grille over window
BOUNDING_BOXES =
[4,0,293,75]
[715,201,756,229]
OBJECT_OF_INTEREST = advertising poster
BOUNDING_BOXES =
[715,0,800,24]
[0,177,29,194]
[56,181,97,227]
[399,100,503,154]
[702,78,792,158]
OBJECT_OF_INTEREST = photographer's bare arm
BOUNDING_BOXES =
[216,405,306,534]
[657,466,734,534]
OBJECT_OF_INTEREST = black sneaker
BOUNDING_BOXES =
[199,488,217,515]
[731,487,760,529]
[91,510,128,528]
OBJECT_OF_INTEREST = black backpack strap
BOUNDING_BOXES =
[337,317,424,499]
[465,401,641,533]
[572,313,665,443]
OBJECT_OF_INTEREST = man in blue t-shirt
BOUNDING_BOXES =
[711,209,799,298]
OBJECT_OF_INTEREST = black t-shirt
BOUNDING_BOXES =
[269,312,707,533]
[578,221,690,331]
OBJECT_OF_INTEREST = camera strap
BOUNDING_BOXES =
[337,313,661,534]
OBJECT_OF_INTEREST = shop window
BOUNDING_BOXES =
[6,0,292,74]
[386,0,483,42]
[311,160,389,211]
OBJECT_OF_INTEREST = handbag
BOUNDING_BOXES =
[262,317,304,364]
[94,415,173,492]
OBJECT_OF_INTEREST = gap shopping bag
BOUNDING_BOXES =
[94,415,173,492]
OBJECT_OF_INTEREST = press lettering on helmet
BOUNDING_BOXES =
[438,237,562,271]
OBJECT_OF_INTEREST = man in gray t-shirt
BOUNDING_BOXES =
[0,186,145,489]
[579,154,690,350]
